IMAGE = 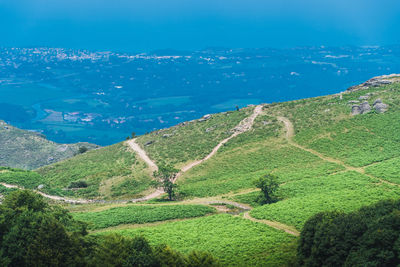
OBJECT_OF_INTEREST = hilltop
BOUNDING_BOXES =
[0,121,98,170]
[1,74,400,266]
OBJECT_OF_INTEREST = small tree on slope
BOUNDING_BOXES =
[253,174,279,204]
[153,165,179,201]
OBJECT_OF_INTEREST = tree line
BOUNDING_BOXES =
[0,190,220,267]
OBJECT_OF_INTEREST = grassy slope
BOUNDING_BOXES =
[36,142,152,199]
[136,108,252,167]
[96,214,297,267]
[0,120,98,170]
[72,204,215,230]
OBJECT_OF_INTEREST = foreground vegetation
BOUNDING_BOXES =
[0,190,220,267]
[73,204,215,230]
[298,199,400,266]
[98,214,297,266]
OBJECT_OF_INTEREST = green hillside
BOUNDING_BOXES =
[3,75,400,266]
[36,142,153,199]
[0,121,98,169]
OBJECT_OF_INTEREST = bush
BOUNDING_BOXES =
[68,180,88,189]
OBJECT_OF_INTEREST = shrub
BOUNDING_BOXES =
[68,180,88,189]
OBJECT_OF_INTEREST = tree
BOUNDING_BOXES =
[253,174,279,204]
[153,165,179,201]
[185,251,221,267]
[0,190,88,266]
[131,132,136,139]
[78,146,88,154]
[297,199,400,266]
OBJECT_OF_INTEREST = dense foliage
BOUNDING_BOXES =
[101,214,297,266]
[297,199,400,266]
[0,190,220,267]
[73,204,215,230]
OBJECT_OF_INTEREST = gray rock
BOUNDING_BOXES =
[351,105,362,115]
[205,126,216,133]
[348,100,359,104]
[198,114,212,122]
[37,184,44,190]
[359,95,370,100]
[162,134,173,138]
[374,102,388,113]
[360,101,371,114]
[373,98,382,105]
[262,121,272,125]
[144,140,154,146]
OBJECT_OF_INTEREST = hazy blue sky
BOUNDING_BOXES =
[1,0,400,51]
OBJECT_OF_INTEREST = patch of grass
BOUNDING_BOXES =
[230,191,262,208]
[96,214,297,266]
[178,140,344,198]
[136,108,252,167]
[73,204,215,230]
[365,157,400,184]
[36,143,152,199]
[271,83,400,167]
[250,171,400,229]
[0,167,44,189]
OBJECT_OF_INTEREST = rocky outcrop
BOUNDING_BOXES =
[351,105,361,115]
[351,98,389,115]
[351,101,371,115]
[198,114,212,122]
[346,74,400,92]
[373,99,389,113]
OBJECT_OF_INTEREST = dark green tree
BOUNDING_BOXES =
[0,190,88,267]
[253,174,279,204]
[185,250,221,267]
[78,146,88,154]
[297,199,400,266]
[153,165,179,201]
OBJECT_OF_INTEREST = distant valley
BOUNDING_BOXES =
[2,46,400,145]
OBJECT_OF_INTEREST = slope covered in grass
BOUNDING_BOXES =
[250,171,400,229]
[36,142,152,199]
[97,214,297,267]
[73,204,215,229]
[0,120,98,169]
[136,108,252,167]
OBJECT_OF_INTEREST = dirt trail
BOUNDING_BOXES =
[0,182,89,203]
[127,139,158,173]
[176,105,264,179]
[277,116,400,187]
[243,212,300,236]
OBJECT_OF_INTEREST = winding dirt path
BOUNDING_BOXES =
[243,212,300,236]
[176,105,264,180]
[127,139,158,173]
[277,116,400,187]
[0,182,89,203]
